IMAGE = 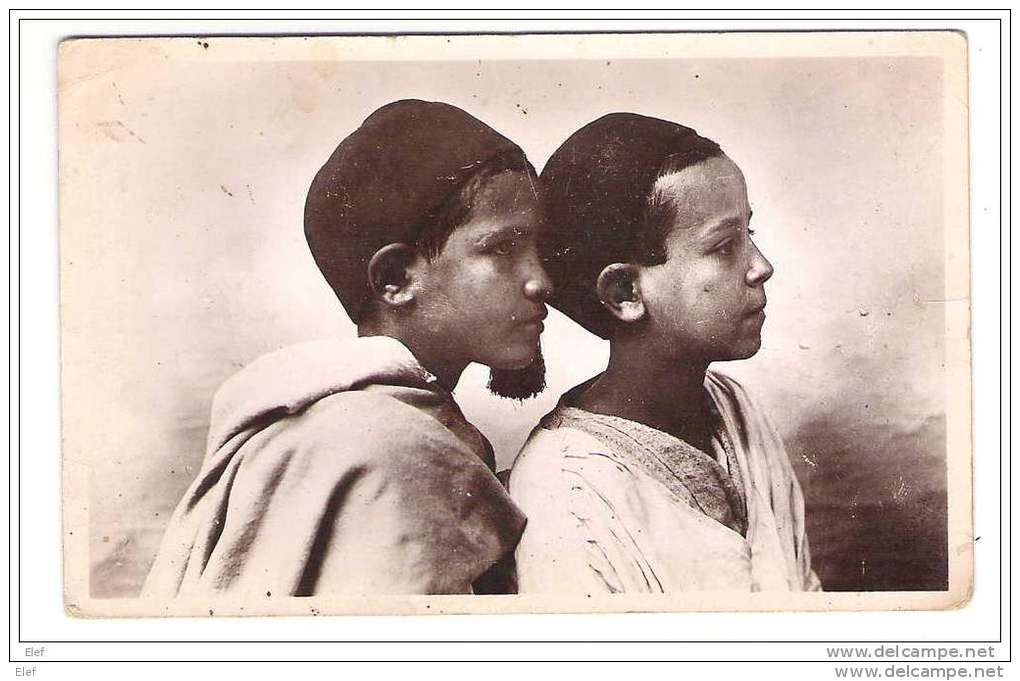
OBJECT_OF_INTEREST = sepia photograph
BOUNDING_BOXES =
[57,30,971,616]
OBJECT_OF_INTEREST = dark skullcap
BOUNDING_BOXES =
[304,99,531,321]
[539,112,723,339]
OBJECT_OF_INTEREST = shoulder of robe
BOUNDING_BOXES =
[510,426,578,476]
[706,369,752,403]
[708,370,784,425]
[293,387,525,560]
[253,387,479,479]
[509,423,635,492]
[707,370,798,478]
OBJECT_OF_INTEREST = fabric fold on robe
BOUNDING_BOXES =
[142,335,525,598]
[508,370,821,593]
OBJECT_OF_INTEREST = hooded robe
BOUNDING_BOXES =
[142,336,525,598]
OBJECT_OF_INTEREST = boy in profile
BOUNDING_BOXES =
[144,100,551,598]
[509,113,820,593]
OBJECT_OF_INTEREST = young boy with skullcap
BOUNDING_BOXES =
[509,114,820,593]
[144,100,551,598]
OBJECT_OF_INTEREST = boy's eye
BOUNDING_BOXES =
[491,240,516,255]
[714,238,735,256]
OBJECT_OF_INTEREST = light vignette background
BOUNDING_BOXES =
[58,36,957,598]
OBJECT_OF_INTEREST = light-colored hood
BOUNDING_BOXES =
[205,335,437,454]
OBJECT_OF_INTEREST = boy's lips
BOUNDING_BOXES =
[520,307,548,332]
[522,307,548,324]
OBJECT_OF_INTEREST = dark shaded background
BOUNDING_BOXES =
[790,412,948,590]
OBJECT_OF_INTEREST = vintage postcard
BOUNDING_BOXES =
[58,31,970,616]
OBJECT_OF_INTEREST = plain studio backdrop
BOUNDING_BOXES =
[58,35,960,598]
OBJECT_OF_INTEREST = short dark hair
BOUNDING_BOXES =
[539,113,722,339]
[415,150,537,261]
[638,151,725,266]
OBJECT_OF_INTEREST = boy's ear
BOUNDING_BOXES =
[596,263,646,324]
[367,242,421,308]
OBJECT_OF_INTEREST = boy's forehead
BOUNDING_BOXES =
[655,155,751,230]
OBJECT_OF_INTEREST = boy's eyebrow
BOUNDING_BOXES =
[701,208,754,238]
[474,221,530,244]
[702,216,746,238]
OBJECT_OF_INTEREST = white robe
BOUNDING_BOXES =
[508,371,820,593]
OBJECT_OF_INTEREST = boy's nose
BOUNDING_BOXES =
[524,276,552,301]
[524,257,554,301]
[746,243,774,286]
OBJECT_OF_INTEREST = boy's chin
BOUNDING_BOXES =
[733,338,763,359]
[487,352,547,400]
[714,343,762,363]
